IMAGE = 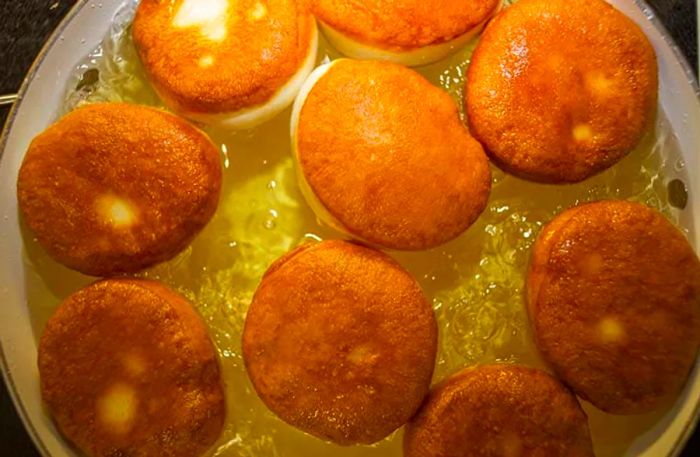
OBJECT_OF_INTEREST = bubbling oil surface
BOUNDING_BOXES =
[22,1,687,456]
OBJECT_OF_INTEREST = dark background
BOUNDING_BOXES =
[1,0,698,455]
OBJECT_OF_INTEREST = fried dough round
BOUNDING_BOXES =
[133,0,317,128]
[312,0,501,65]
[38,279,225,457]
[404,364,594,457]
[242,240,437,445]
[528,200,700,414]
[467,0,658,183]
[292,59,491,250]
[17,103,221,276]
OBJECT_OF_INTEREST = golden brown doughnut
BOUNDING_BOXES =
[133,0,317,128]
[242,240,437,444]
[312,0,501,65]
[38,279,225,457]
[467,0,658,183]
[17,103,221,276]
[293,59,491,250]
[528,201,700,413]
[404,364,594,457]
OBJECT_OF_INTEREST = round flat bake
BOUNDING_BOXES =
[243,240,437,445]
[292,59,491,250]
[528,201,700,414]
[312,0,501,66]
[404,364,595,457]
[467,0,658,183]
[38,279,226,457]
[17,102,221,276]
[133,0,318,128]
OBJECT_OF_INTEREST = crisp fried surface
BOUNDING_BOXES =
[133,0,315,114]
[38,279,225,457]
[242,240,437,445]
[312,0,499,50]
[297,60,491,250]
[17,103,221,276]
[528,201,700,414]
[466,0,658,183]
[404,365,594,457]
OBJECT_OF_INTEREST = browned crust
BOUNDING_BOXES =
[16,103,222,276]
[312,0,500,50]
[527,201,700,414]
[297,60,491,250]
[38,279,225,457]
[404,364,594,457]
[526,207,578,315]
[242,240,438,445]
[133,0,315,114]
[466,0,658,183]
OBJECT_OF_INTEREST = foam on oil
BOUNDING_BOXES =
[22,1,689,456]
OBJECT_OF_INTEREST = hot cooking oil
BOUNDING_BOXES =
[22,2,687,456]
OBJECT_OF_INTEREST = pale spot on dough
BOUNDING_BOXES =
[598,317,625,343]
[580,252,604,276]
[122,353,147,377]
[347,345,377,365]
[174,0,229,42]
[96,195,137,228]
[199,55,215,68]
[248,2,268,21]
[586,71,614,94]
[97,383,137,433]
[573,124,593,142]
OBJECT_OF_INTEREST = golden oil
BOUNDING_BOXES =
[23,3,683,456]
